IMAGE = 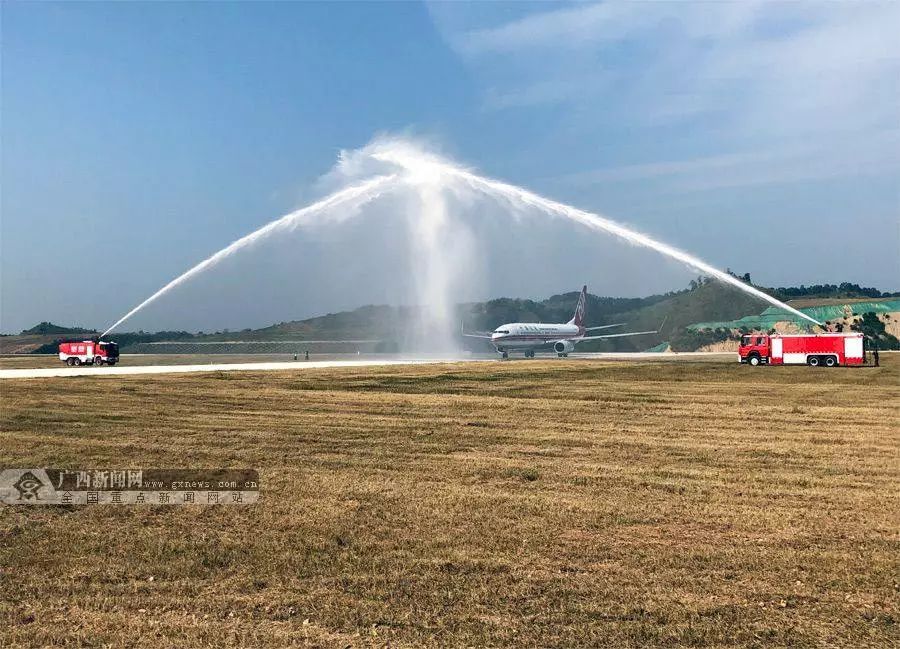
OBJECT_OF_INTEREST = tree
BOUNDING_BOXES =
[850,312,899,350]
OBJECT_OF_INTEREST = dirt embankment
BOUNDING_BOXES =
[879,313,900,338]
[696,321,799,352]
[697,340,739,353]
[0,334,58,355]
[826,311,899,337]
[696,312,899,352]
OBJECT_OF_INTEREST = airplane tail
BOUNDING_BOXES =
[568,285,587,327]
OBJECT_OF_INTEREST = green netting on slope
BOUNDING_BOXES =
[801,299,900,321]
[688,300,900,331]
[644,342,669,353]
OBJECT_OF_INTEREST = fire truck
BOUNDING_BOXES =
[58,339,119,366]
[739,332,865,367]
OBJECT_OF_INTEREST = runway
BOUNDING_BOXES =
[0,357,483,379]
[0,351,736,379]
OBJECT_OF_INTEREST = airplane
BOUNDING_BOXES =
[463,285,659,359]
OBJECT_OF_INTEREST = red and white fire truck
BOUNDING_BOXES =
[739,332,865,367]
[58,339,119,366]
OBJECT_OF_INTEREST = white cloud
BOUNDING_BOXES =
[460,3,631,55]
[557,130,900,191]
[429,1,900,190]
[458,1,758,56]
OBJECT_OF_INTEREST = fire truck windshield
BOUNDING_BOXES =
[741,335,752,346]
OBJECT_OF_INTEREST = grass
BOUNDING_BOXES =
[1,358,898,647]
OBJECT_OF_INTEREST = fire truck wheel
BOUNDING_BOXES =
[748,354,761,366]
[72,358,81,366]
[825,356,837,367]
[808,356,820,367]
[94,358,104,366]
[66,357,75,366]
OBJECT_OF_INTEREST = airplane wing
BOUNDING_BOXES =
[580,317,666,341]
[578,330,658,341]
[584,323,625,331]
[461,323,493,339]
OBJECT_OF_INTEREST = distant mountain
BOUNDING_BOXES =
[16,278,900,354]
[19,322,96,336]
[0,322,98,355]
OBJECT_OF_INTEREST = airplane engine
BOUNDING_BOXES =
[554,340,574,354]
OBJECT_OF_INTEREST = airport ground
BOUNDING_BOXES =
[0,351,731,371]
[1,357,897,647]
[0,353,383,369]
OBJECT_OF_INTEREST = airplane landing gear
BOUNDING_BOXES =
[501,351,509,360]
[525,350,535,358]
[557,352,569,358]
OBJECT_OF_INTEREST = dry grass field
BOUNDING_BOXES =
[1,358,898,647]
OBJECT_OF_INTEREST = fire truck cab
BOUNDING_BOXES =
[739,332,865,367]
[739,334,771,365]
[58,339,119,366]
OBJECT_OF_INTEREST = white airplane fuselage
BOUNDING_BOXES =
[490,322,582,350]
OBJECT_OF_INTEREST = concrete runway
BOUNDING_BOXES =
[0,357,481,379]
[0,352,736,379]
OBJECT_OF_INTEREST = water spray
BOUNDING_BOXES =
[459,172,821,326]
[102,174,396,337]
[370,142,821,327]
[103,137,820,337]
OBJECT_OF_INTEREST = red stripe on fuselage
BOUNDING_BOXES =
[493,335,579,342]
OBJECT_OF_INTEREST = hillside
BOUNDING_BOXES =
[19,322,96,336]
[685,298,900,351]
[15,278,900,354]
[0,322,97,355]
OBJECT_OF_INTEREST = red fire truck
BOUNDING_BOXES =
[58,339,119,366]
[739,332,865,367]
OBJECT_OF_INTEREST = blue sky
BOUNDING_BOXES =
[2,1,898,333]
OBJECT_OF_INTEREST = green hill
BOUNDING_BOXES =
[19,322,96,336]
[0,322,99,354]
[194,279,786,353]
[20,278,900,354]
